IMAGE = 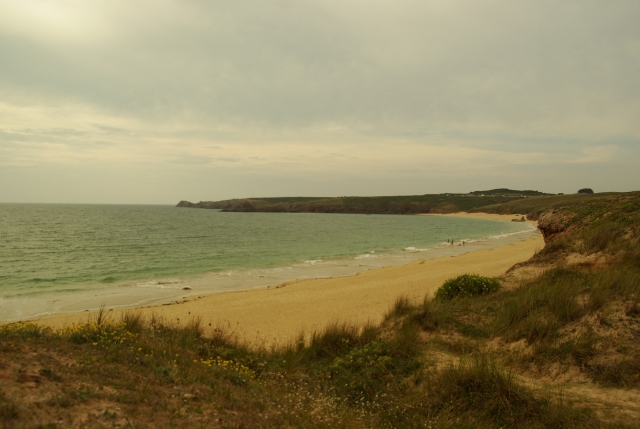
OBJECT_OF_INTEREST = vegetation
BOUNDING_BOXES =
[578,188,595,194]
[2,191,639,427]
[176,188,556,214]
[477,191,633,220]
[1,307,631,428]
[434,274,500,301]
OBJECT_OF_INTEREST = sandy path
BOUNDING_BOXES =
[31,219,543,347]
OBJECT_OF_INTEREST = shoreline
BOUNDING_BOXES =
[25,213,543,346]
[2,211,534,323]
[422,212,536,224]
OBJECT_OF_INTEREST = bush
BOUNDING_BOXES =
[577,188,594,194]
[435,274,500,301]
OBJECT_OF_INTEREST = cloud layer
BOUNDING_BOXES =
[1,1,639,203]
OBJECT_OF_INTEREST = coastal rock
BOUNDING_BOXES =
[537,211,575,243]
[176,200,195,208]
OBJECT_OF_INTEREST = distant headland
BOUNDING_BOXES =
[176,188,560,215]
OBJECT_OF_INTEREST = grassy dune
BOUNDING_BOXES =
[2,192,640,428]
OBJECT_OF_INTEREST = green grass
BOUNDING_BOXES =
[494,268,586,343]
[478,192,630,220]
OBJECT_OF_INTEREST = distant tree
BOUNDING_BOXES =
[578,188,594,194]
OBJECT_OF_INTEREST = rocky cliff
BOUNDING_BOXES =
[536,211,575,243]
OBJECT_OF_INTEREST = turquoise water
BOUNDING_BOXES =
[0,204,534,320]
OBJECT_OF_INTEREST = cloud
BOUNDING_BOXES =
[0,1,638,202]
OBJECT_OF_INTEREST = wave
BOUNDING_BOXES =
[134,279,182,289]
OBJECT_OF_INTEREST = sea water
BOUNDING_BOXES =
[0,204,537,321]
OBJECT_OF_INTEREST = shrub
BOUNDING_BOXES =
[435,274,499,301]
[577,188,594,194]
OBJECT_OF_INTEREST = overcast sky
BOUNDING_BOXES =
[1,0,639,203]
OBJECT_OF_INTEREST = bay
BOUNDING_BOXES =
[0,204,535,321]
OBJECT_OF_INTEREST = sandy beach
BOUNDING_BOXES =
[423,212,537,224]
[27,213,543,347]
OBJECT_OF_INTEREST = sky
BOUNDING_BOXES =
[1,0,639,204]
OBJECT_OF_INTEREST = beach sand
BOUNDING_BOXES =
[30,213,543,347]
[423,212,537,224]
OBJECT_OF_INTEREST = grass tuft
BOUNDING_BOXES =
[494,267,585,343]
[429,356,541,422]
[308,322,361,359]
[121,310,144,334]
[425,356,597,428]
[587,359,640,388]
[412,298,450,331]
[0,393,18,419]
[584,221,625,254]
[387,296,413,319]
[94,303,109,326]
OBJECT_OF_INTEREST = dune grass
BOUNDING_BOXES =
[3,299,630,428]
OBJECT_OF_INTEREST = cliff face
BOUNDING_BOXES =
[536,211,575,243]
[175,201,222,209]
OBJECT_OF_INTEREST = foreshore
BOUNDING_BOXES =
[26,213,543,347]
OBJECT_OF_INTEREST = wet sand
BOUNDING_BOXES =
[29,213,543,347]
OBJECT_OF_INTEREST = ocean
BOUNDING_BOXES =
[0,204,537,321]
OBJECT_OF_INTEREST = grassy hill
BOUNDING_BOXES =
[176,189,557,214]
[475,192,629,220]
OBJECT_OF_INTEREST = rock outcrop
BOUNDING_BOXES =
[537,211,575,243]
